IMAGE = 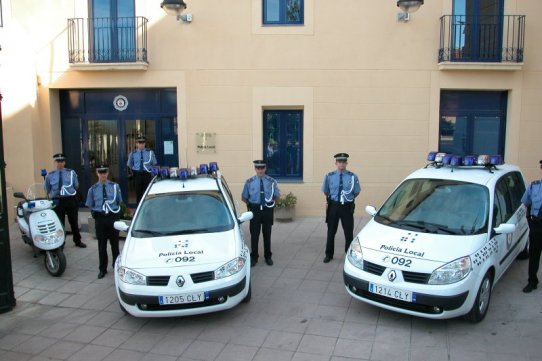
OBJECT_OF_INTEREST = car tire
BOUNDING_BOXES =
[465,271,493,323]
[242,282,251,303]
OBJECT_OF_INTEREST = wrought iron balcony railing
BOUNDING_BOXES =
[68,17,148,64]
[439,15,525,63]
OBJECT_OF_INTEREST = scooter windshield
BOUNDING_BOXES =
[25,183,48,200]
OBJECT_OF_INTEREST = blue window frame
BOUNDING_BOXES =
[439,90,507,156]
[263,110,303,179]
[263,0,303,25]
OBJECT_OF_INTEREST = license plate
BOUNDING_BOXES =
[159,292,208,305]
[369,282,414,303]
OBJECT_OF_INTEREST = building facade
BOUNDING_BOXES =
[0,0,541,217]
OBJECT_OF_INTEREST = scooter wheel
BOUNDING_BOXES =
[45,249,66,277]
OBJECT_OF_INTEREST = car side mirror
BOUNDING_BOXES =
[494,223,516,234]
[238,211,253,223]
[365,205,377,217]
[114,220,130,232]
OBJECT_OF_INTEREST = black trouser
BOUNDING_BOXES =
[94,213,120,273]
[134,171,152,204]
[527,218,542,286]
[249,204,274,261]
[326,201,355,258]
[54,196,81,244]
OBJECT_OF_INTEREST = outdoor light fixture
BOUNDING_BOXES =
[160,0,192,23]
[397,0,424,22]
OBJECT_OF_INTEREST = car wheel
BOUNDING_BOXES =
[465,271,493,323]
[242,282,251,303]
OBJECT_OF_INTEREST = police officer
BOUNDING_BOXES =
[521,159,542,293]
[127,136,157,204]
[44,153,86,248]
[86,164,123,279]
[322,153,361,263]
[242,160,280,267]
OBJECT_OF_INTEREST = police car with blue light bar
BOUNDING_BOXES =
[114,163,253,317]
[343,152,529,322]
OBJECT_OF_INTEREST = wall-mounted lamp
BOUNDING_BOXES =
[160,0,193,23]
[397,0,424,22]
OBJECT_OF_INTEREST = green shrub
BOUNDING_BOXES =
[275,192,297,208]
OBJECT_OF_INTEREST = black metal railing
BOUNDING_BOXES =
[68,17,148,64]
[439,15,525,63]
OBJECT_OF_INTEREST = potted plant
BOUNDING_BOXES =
[274,192,297,221]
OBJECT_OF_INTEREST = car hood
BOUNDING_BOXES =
[122,230,239,269]
[359,220,485,268]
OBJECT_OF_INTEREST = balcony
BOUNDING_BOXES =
[67,17,148,71]
[438,15,525,70]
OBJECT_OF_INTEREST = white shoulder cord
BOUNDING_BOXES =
[102,184,121,214]
[143,150,155,172]
[340,175,356,204]
[265,182,276,208]
[60,170,77,196]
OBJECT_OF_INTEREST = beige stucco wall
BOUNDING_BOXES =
[1,0,541,219]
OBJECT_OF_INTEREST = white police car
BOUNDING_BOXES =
[114,163,253,317]
[344,153,529,322]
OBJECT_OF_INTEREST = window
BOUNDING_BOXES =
[263,0,303,25]
[439,90,507,156]
[263,110,303,179]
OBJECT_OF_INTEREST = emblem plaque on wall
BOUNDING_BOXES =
[113,95,129,111]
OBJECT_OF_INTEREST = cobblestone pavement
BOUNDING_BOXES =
[1,212,541,361]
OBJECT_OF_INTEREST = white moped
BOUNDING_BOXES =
[13,172,67,276]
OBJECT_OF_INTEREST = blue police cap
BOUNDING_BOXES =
[334,153,349,161]
[253,160,266,167]
[96,164,109,173]
[136,135,146,143]
[53,153,66,161]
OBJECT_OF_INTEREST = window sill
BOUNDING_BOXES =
[438,62,523,71]
[69,62,149,71]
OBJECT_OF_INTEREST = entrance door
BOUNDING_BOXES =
[88,120,119,185]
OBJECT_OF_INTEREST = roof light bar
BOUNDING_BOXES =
[426,151,504,169]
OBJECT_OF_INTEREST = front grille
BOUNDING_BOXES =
[350,287,443,314]
[147,276,170,286]
[37,222,57,234]
[402,271,431,284]
[191,271,214,283]
[363,261,386,276]
[139,298,224,311]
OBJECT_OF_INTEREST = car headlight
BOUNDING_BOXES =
[118,266,146,285]
[428,256,472,285]
[347,237,364,269]
[214,257,246,280]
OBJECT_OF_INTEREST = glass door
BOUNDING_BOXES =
[124,119,156,204]
[88,120,119,185]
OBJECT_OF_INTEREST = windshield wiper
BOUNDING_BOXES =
[164,229,209,235]
[132,229,166,236]
[376,214,395,225]
[395,220,458,235]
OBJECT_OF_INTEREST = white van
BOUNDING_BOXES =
[343,153,529,322]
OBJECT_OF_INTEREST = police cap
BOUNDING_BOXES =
[136,135,146,143]
[334,153,349,161]
[53,153,66,162]
[253,160,266,168]
[96,164,109,173]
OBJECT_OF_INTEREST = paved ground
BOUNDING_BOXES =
[1,211,542,361]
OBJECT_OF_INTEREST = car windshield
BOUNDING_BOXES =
[375,178,489,235]
[131,191,234,238]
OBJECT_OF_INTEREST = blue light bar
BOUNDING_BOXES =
[169,167,179,178]
[151,166,160,177]
[442,154,453,165]
[199,164,209,175]
[209,162,219,172]
[427,151,437,161]
[450,155,463,166]
[477,155,490,166]
[179,168,189,179]
[190,167,198,177]
[463,155,476,166]
[434,152,447,163]
[160,167,169,178]
[40,169,47,177]
[490,155,503,165]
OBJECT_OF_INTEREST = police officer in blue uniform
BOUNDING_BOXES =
[322,153,361,263]
[127,136,157,204]
[86,164,123,279]
[521,159,542,293]
[44,153,86,248]
[242,160,280,267]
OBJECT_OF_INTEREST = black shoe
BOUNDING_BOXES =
[75,242,87,248]
[523,283,537,293]
[97,271,107,279]
[265,258,273,266]
[323,256,332,263]
[250,259,257,267]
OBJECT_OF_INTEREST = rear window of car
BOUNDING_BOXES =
[131,191,234,238]
[376,178,489,235]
